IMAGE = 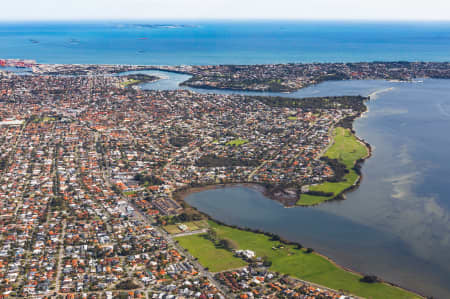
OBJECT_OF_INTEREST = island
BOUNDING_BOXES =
[0,59,434,298]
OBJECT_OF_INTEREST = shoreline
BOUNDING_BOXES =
[174,182,300,208]
[298,107,373,206]
[297,86,397,206]
[174,183,424,298]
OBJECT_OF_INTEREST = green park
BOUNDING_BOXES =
[176,221,421,299]
[297,127,369,206]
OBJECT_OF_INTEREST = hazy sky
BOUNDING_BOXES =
[2,0,450,21]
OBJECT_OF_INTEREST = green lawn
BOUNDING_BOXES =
[297,194,332,206]
[205,221,420,299]
[121,79,141,87]
[42,116,56,122]
[297,127,368,206]
[226,138,249,146]
[32,116,56,123]
[175,233,247,272]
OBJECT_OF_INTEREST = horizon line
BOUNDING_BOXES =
[1,18,450,23]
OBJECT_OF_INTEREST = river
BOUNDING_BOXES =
[135,73,450,298]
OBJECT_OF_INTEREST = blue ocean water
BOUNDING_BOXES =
[0,21,450,64]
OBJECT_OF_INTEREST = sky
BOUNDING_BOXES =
[2,0,450,21]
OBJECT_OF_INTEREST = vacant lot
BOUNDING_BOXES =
[164,220,209,234]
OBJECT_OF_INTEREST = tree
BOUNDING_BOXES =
[134,173,164,185]
[270,235,280,241]
[219,238,239,251]
[207,228,218,242]
[115,279,140,290]
[360,275,380,283]
[262,256,272,267]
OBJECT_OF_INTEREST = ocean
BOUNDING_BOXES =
[0,21,450,64]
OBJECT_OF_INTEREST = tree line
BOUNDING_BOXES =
[249,95,368,112]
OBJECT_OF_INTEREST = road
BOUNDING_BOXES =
[171,228,208,238]
[128,202,230,297]
[53,220,67,293]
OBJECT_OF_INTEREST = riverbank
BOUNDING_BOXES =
[297,127,371,206]
[293,86,375,206]
[173,215,422,299]
[172,184,427,298]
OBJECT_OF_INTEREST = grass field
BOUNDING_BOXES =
[297,127,369,206]
[32,116,56,123]
[42,116,56,122]
[121,79,141,87]
[123,190,137,196]
[175,233,247,272]
[193,221,419,299]
[164,220,209,234]
[226,138,249,146]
